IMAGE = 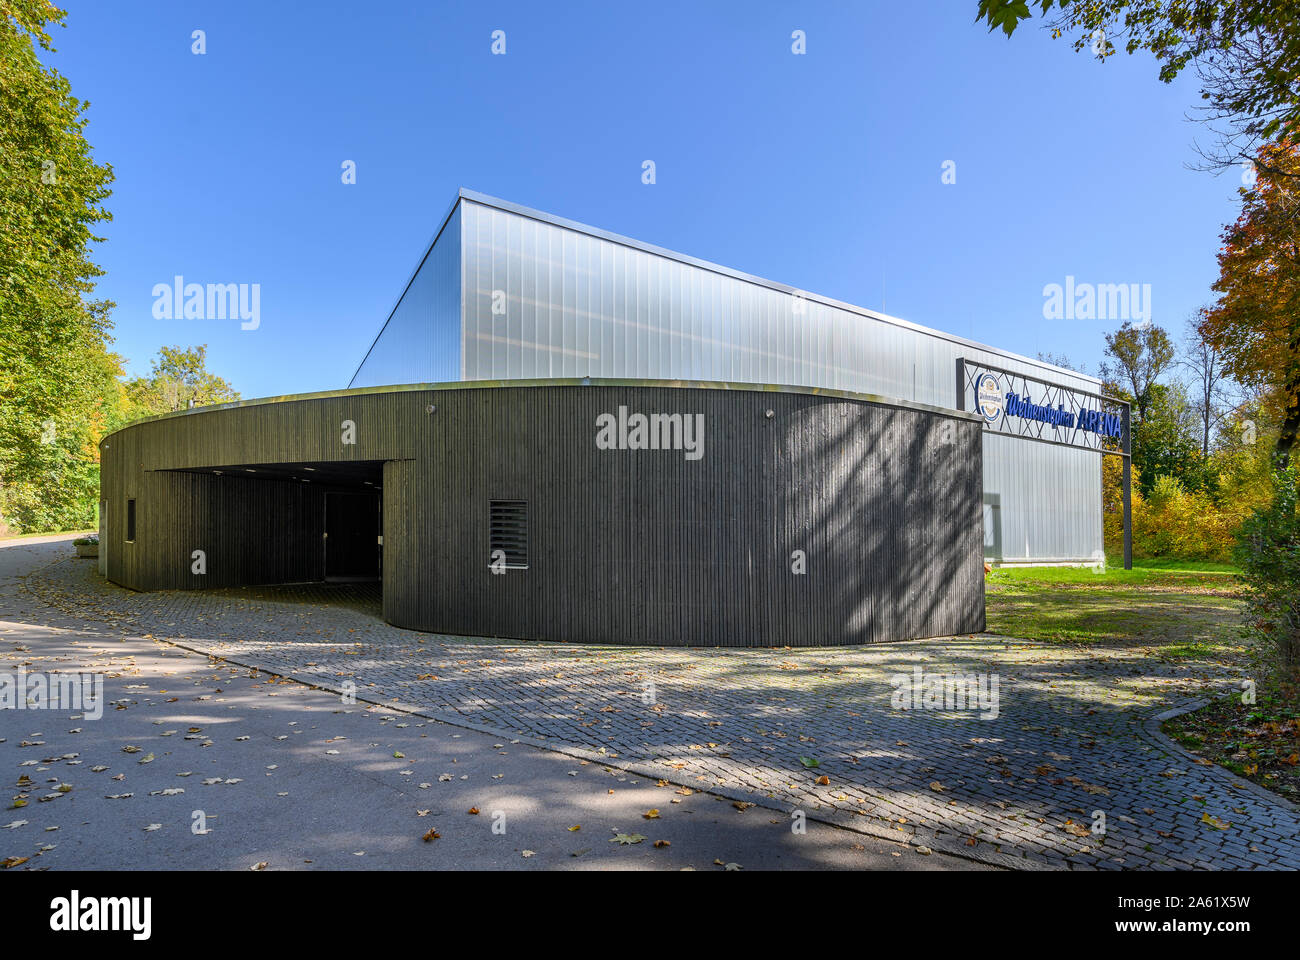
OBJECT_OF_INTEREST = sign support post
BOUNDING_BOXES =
[1121,404,1132,570]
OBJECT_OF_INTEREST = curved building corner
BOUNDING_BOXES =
[98,381,986,647]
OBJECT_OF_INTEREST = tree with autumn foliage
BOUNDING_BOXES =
[1201,139,1300,470]
[1202,138,1300,676]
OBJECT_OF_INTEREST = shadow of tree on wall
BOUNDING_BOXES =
[769,399,983,646]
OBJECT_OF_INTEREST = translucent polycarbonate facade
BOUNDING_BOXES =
[350,190,1106,563]
[984,434,1102,563]
[351,204,461,388]
[458,198,1100,402]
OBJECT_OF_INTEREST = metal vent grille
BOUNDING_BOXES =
[489,500,528,568]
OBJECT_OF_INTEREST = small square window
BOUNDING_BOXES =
[489,500,528,569]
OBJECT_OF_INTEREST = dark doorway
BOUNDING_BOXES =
[325,491,381,581]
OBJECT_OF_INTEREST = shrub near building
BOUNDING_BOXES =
[1236,466,1300,675]
[1135,476,1243,563]
[1104,458,1255,564]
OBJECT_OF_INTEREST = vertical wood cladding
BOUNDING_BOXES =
[101,383,984,646]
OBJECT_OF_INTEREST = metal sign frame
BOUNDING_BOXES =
[956,358,1133,570]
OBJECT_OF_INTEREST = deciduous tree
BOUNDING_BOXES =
[1103,321,1176,422]
[1180,312,1237,456]
[123,346,240,416]
[976,1,1300,168]
[1201,139,1300,469]
[0,1,117,533]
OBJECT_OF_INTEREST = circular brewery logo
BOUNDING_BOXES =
[976,373,1003,423]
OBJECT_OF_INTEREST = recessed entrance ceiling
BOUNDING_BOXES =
[163,460,385,487]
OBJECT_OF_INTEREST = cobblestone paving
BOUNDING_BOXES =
[20,553,1300,870]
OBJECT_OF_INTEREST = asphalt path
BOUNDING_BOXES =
[0,535,988,871]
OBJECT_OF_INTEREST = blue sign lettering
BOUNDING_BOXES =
[1004,392,1121,439]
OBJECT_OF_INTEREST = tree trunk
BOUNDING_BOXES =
[1276,328,1300,471]
[1277,384,1299,471]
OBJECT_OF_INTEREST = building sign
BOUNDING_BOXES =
[959,360,1126,452]
[976,373,1004,424]
[1005,390,1121,438]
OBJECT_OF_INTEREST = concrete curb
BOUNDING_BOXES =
[1141,691,1300,815]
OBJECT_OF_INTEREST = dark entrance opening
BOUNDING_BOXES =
[165,459,385,589]
[324,490,381,581]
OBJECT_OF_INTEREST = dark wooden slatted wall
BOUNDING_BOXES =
[101,384,983,646]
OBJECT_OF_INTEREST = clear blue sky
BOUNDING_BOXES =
[46,0,1242,398]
